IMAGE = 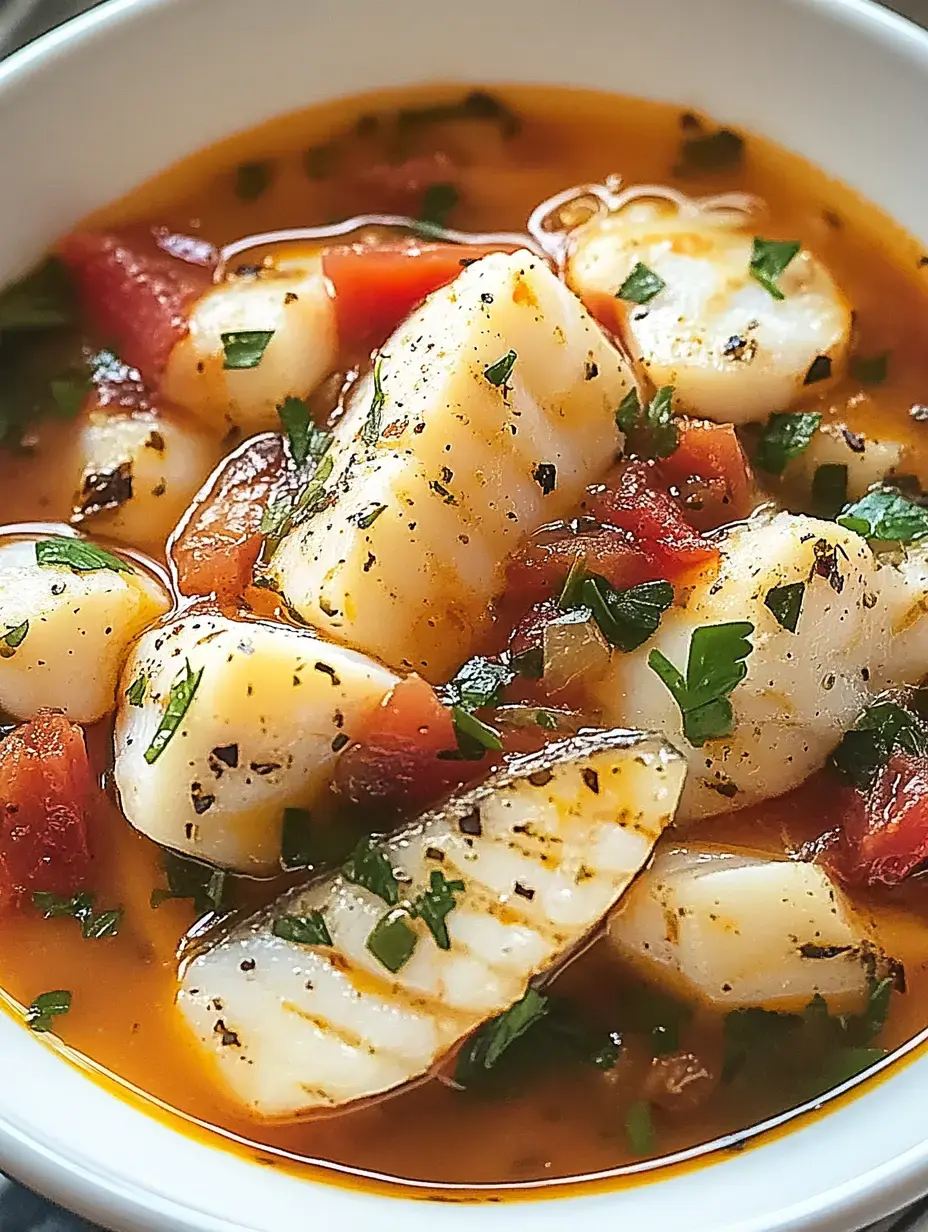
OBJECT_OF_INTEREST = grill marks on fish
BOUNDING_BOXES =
[177,729,685,1118]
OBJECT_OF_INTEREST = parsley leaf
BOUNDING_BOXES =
[343,837,401,906]
[279,808,364,873]
[272,912,332,946]
[648,621,754,746]
[557,555,587,610]
[455,988,550,1083]
[32,890,122,939]
[445,656,515,711]
[234,160,273,202]
[362,356,385,445]
[357,503,386,530]
[625,1100,656,1156]
[0,619,28,659]
[221,330,274,370]
[125,673,147,707]
[764,581,804,633]
[622,986,692,1056]
[450,706,503,758]
[484,350,517,388]
[35,537,132,574]
[581,576,673,652]
[150,851,226,914]
[617,262,666,305]
[812,463,848,519]
[754,411,821,474]
[0,258,74,330]
[838,486,928,542]
[412,869,465,950]
[277,396,317,465]
[749,237,801,300]
[26,989,71,1032]
[143,660,203,765]
[615,385,679,459]
[830,699,928,789]
[366,908,418,972]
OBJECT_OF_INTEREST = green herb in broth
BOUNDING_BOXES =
[32,891,122,940]
[811,463,848,520]
[26,989,71,1033]
[150,851,227,914]
[754,411,821,475]
[830,698,928,789]
[648,622,754,746]
[615,385,679,459]
[449,706,503,758]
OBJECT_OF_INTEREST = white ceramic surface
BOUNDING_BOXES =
[1,0,928,1228]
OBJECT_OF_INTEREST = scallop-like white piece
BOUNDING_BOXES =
[608,844,884,1014]
[161,252,338,434]
[114,611,399,873]
[874,544,928,687]
[785,420,904,503]
[591,512,886,820]
[266,249,633,680]
[71,404,222,554]
[0,534,169,723]
[567,203,851,424]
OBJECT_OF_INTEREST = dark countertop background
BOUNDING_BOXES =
[1,0,928,1227]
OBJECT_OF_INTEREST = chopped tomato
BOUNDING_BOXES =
[323,240,516,355]
[0,713,93,912]
[825,752,928,887]
[657,419,754,531]
[171,434,285,601]
[58,226,217,384]
[506,531,666,609]
[334,675,485,813]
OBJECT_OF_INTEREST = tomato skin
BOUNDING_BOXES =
[657,419,754,532]
[171,434,285,601]
[0,713,93,912]
[58,227,217,384]
[825,753,928,887]
[322,241,514,355]
[334,675,484,813]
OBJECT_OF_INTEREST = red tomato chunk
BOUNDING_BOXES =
[825,752,928,887]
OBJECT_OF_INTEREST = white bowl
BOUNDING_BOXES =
[2,0,928,1227]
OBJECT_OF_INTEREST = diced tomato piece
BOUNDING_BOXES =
[58,226,217,384]
[825,753,928,887]
[334,675,485,813]
[322,240,516,355]
[0,713,93,912]
[171,434,285,601]
[506,531,666,609]
[657,419,755,531]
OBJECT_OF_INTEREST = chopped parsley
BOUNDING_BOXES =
[648,621,754,746]
[279,808,364,873]
[143,660,203,765]
[625,1100,656,1156]
[396,91,519,139]
[357,503,387,530]
[838,486,928,542]
[830,699,928,789]
[26,989,71,1033]
[674,126,744,176]
[272,911,332,946]
[32,891,122,939]
[557,555,587,610]
[412,870,465,950]
[0,619,28,658]
[754,411,821,475]
[234,160,273,202]
[483,349,517,389]
[362,356,385,445]
[35,536,132,574]
[622,986,692,1056]
[617,262,666,305]
[150,851,226,914]
[615,385,678,459]
[851,352,890,386]
[277,396,324,466]
[221,330,274,370]
[366,908,418,973]
[749,237,801,300]
[343,837,401,906]
[764,581,805,633]
[455,988,550,1083]
[450,705,503,758]
[580,576,673,652]
[445,656,515,711]
[0,258,74,330]
[812,463,849,520]
[419,182,459,229]
[125,672,148,707]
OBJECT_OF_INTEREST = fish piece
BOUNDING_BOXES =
[178,728,684,1118]
[114,611,399,872]
[265,248,634,681]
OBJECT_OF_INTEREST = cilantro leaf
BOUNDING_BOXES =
[764,581,804,633]
[32,890,122,939]
[277,396,319,465]
[674,126,744,176]
[125,672,147,707]
[749,237,801,300]
[754,411,821,474]
[837,486,928,542]
[0,258,74,330]
[150,852,226,914]
[648,621,754,746]
[617,262,666,305]
[450,706,503,758]
[812,463,848,519]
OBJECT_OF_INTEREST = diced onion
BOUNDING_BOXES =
[542,608,611,692]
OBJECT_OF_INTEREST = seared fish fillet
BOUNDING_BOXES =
[178,729,684,1119]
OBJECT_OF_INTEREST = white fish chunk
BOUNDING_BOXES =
[609,843,887,1014]
[178,729,685,1119]
[0,533,169,723]
[114,611,399,873]
[266,249,634,680]
[567,203,851,424]
[784,419,904,503]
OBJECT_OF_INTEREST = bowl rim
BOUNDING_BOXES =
[2,0,928,1229]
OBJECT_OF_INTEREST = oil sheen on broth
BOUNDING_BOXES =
[0,85,928,1195]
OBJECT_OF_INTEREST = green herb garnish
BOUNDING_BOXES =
[0,619,28,658]
[280,808,364,873]
[617,262,666,305]
[272,912,332,947]
[125,673,147,707]
[830,699,928,789]
[580,576,673,652]
[0,258,74,330]
[749,237,801,300]
[357,503,387,530]
[35,536,132,574]
[623,986,692,1056]
[26,989,71,1033]
[221,330,275,370]
[32,891,122,939]
[143,660,203,765]
[234,161,273,202]
[838,486,928,542]
[343,837,401,906]
[675,127,744,176]
[812,463,849,520]
[615,385,679,459]
[754,411,821,475]
[625,1101,655,1155]
[764,581,805,633]
[366,908,418,973]
[445,656,515,711]
[451,706,503,758]
[362,356,385,445]
[277,396,318,466]
[150,851,226,914]
[557,556,587,610]
[455,988,549,1083]
[50,372,93,418]
[484,349,517,389]
[412,870,465,950]
[648,621,754,746]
